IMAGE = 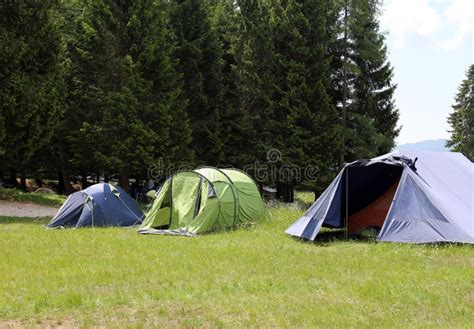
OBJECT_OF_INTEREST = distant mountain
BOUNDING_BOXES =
[395,139,450,152]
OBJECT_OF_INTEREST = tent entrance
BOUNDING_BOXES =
[347,177,400,234]
[344,163,403,236]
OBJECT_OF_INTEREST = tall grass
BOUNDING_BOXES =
[0,195,472,327]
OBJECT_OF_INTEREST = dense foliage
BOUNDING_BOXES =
[0,0,64,187]
[0,0,400,195]
[446,64,474,161]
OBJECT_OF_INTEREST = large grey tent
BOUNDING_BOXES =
[47,183,143,228]
[286,150,473,243]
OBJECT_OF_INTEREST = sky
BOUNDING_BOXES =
[379,0,473,145]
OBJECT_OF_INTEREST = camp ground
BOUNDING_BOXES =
[2,167,473,326]
[286,150,474,243]
[138,167,265,235]
[1,0,473,326]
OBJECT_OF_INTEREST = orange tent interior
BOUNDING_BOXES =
[348,178,400,235]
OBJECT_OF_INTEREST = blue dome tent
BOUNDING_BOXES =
[46,183,143,228]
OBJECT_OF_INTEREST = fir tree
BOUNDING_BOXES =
[169,0,225,165]
[124,0,193,170]
[282,0,342,191]
[446,64,474,160]
[349,0,399,157]
[0,0,64,188]
[332,0,399,163]
[236,0,341,198]
[62,0,190,189]
[209,0,243,167]
[0,0,402,194]
[235,0,277,168]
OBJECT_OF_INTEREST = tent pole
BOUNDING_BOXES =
[345,167,349,239]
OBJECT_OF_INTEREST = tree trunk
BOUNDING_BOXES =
[34,170,43,189]
[81,174,88,189]
[340,0,348,169]
[314,182,318,202]
[57,167,65,194]
[20,170,27,191]
[61,169,74,195]
[57,142,74,194]
[276,182,294,203]
[9,168,18,187]
[119,170,130,191]
[314,176,327,201]
[104,174,109,183]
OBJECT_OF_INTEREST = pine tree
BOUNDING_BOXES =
[268,0,341,197]
[281,0,342,191]
[121,0,194,173]
[0,0,402,193]
[328,0,354,167]
[62,0,191,189]
[0,0,64,188]
[236,0,342,199]
[169,0,225,166]
[331,0,399,164]
[235,0,277,169]
[209,0,243,167]
[446,64,474,160]
[349,0,399,157]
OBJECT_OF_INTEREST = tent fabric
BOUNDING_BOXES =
[195,167,237,228]
[138,228,197,237]
[220,169,265,226]
[286,150,473,244]
[138,167,264,236]
[46,183,144,228]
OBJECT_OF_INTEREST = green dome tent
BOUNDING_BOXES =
[138,167,264,236]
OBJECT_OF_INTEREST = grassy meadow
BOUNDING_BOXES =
[0,188,66,207]
[0,192,473,327]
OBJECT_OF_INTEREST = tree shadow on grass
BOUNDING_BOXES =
[291,229,472,249]
[290,228,377,246]
[0,216,50,225]
[408,241,473,249]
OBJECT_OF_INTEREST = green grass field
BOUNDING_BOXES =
[0,192,473,327]
[0,188,66,207]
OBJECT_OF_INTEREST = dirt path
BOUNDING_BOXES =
[0,200,58,217]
